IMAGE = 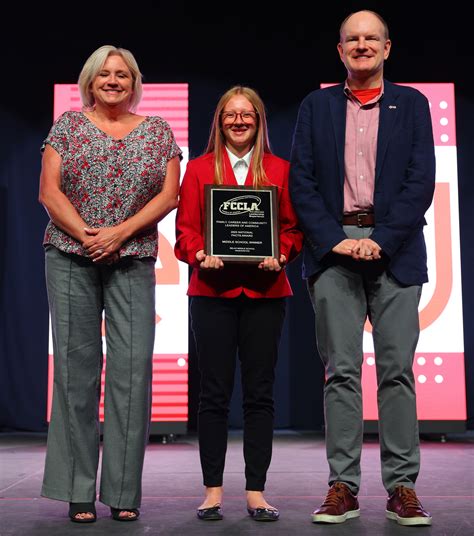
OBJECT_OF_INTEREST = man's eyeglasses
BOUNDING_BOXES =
[221,111,258,123]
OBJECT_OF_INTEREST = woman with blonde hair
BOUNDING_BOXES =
[175,86,302,521]
[39,45,181,523]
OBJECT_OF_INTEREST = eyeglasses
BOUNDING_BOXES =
[221,111,258,123]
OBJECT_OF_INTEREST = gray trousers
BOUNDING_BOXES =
[41,246,155,508]
[308,226,421,494]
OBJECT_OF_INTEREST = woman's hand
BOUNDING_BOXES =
[196,250,224,270]
[93,252,121,265]
[82,224,128,262]
[258,254,287,272]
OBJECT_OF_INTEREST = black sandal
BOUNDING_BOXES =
[110,507,140,521]
[68,502,96,523]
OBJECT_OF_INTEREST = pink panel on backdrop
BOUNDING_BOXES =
[48,354,188,422]
[320,82,455,146]
[398,83,455,146]
[320,82,465,423]
[362,353,466,420]
[48,83,189,424]
[53,83,188,146]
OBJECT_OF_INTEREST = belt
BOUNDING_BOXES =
[342,212,375,227]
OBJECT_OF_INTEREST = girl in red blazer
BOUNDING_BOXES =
[175,86,302,522]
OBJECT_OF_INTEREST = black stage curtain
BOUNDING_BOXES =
[0,87,474,431]
[0,110,50,432]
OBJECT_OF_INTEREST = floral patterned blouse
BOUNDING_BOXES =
[42,111,181,258]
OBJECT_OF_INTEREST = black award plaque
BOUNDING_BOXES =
[205,185,279,263]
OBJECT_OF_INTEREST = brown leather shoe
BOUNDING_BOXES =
[386,485,432,526]
[312,482,360,523]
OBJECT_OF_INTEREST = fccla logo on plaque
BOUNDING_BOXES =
[205,185,279,263]
[219,195,262,215]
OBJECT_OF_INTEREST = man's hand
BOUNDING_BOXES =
[351,238,382,261]
[332,239,359,256]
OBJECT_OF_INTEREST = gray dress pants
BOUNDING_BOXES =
[307,226,421,494]
[41,246,155,508]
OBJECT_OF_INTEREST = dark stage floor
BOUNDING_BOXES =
[1,431,473,535]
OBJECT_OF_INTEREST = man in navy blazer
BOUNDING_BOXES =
[290,10,435,527]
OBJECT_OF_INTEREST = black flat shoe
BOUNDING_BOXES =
[197,504,223,520]
[68,502,96,523]
[247,506,280,521]
[110,507,140,521]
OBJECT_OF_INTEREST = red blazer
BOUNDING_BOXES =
[175,150,303,298]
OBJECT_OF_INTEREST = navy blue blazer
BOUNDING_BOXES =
[289,80,435,286]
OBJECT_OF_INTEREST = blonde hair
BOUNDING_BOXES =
[205,86,272,187]
[78,45,143,111]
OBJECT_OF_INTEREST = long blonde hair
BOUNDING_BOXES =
[205,86,272,187]
[78,45,143,111]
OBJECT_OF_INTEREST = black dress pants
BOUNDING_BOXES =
[190,294,286,491]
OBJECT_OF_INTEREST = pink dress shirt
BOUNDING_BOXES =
[343,83,383,214]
